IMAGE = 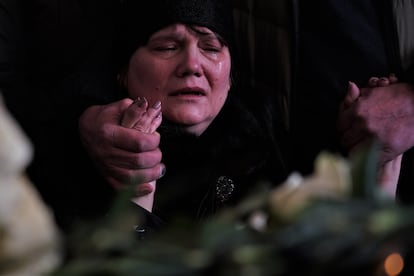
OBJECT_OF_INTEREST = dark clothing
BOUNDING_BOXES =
[0,0,24,85]
[116,0,235,71]
[290,0,392,176]
[0,0,26,119]
[138,93,287,232]
[0,0,121,233]
[290,0,414,203]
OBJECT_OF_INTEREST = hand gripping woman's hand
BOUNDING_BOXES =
[78,99,165,192]
[338,74,414,164]
[338,74,404,197]
[120,97,163,212]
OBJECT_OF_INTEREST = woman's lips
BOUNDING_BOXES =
[169,87,206,96]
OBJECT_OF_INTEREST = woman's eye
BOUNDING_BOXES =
[204,47,220,52]
[201,40,223,53]
[156,45,177,51]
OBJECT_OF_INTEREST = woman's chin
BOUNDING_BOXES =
[181,125,207,136]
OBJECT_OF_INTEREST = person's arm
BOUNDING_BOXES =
[120,97,162,212]
[338,79,414,165]
[337,75,410,197]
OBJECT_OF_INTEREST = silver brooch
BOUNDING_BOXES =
[216,176,235,202]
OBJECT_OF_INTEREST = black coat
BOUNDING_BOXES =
[137,93,287,233]
[290,0,414,203]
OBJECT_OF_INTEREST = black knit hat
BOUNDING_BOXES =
[116,0,235,70]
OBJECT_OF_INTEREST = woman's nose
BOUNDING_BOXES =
[176,46,203,77]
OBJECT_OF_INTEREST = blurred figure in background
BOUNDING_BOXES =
[290,0,414,202]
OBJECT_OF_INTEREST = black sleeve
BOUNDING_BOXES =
[0,0,24,85]
[403,63,414,84]
[0,0,27,123]
[133,204,166,240]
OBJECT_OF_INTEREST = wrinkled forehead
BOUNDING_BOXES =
[149,24,222,42]
[120,0,233,40]
[116,0,234,68]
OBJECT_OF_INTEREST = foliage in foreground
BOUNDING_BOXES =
[55,148,414,276]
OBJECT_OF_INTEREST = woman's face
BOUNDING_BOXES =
[124,23,231,136]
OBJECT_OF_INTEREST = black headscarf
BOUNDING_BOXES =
[115,0,235,72]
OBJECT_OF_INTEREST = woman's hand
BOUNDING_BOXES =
[121,97,163,211]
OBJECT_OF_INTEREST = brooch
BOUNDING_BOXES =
[216,176,235,202]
